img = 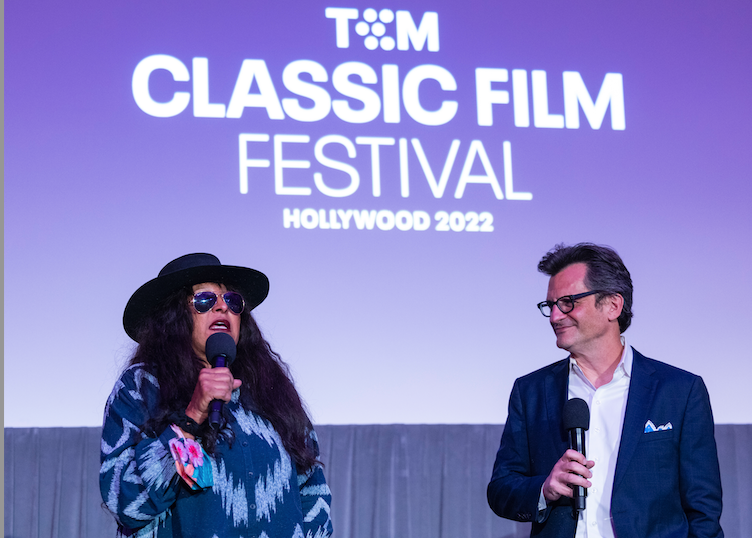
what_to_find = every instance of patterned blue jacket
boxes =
[100,365,333,538]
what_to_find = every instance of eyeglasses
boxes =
[537,290,604,317]
[192,291,245,315]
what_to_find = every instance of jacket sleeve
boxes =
[681,376,724,538]
[297,429,333,538]
[487,379,550,523]
[99,367,182,533]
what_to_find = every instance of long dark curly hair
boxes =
[128,284,318,471]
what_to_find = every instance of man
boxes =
[487,243,723,537]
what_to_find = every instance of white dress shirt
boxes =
[569,337,632,538]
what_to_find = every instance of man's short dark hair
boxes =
[538,243,634,333]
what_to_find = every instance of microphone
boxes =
[205,332,237,429]
[563,397,590,514]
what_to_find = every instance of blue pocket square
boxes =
[644,420,672,433]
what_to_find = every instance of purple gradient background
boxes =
[5,0,751,426]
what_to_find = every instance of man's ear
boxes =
[606,293,624,322]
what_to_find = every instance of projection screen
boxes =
[5,0,751,427]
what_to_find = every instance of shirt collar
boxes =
[620,336,633,378]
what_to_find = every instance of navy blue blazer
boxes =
[487,349,723,537]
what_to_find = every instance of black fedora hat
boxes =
[123,253,269,342]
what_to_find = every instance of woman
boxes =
[100,253,333,538]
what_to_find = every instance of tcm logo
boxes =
[325,7,439,51]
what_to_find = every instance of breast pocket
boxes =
[634,428,679,479]
[641,428,674,443]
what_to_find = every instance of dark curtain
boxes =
[5,425,749,538]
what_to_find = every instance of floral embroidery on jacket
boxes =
[167,425,213,490]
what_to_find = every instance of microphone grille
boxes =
[563,397,590,431]
[205,332,237,365]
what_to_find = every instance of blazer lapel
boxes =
[613,349,657,490]
[545,358,570,455]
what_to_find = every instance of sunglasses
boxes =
[191,291,245,315]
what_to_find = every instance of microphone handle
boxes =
[569,427,587,512]
[208,355,228,429]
